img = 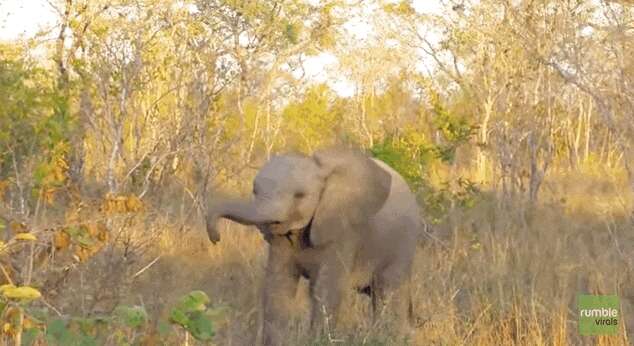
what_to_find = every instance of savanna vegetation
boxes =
[0,0,632,345]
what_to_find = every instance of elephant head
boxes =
[206,148,392,245]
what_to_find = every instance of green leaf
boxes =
[157,320,173,337]
[65,226,95,248]
[21,327,40,346]
[24,309,45,325]
[76,335,98,346]
[113,305,147,329]
[33,162,49,186]
[177,291,210,313]
[168,308,189,326]
[169,291,217,340]
[46,319,74,345]
[73,316,108,336]
[284,22,300,44]
[185,311,215,341]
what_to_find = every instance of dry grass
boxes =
[122,168,633,346]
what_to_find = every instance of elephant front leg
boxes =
[261,238,300,346]
[308,249,351,339]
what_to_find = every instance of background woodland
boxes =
[0,0,632,344]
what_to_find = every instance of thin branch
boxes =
[131,255,161,279]
[0,263,14,285]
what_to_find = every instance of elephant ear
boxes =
[309,148,392,247]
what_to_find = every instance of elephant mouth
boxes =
[299,217,313,248]
[262,220,284,235]
[274,217,313,249]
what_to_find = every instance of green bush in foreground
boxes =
[1,286,223,345]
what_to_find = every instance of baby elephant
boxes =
[206,147,422,345]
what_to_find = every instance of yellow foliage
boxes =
[0,180,9,196]
[14,233,37,241]
[41,187,58,205]
[54,222,109,262]
[53,156,69,181]
[87,223,109,242]
[22,317,38,329]
[9,221,27,233]
[75,247,92,262]
[0,284,14,293]
[0,285,41,301]
[101,194,144,214]
[53,230,71,251]
[125,195,144,212]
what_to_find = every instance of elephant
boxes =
[206,147,422,345]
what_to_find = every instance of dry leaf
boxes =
[53,230,71,251]
[9,221,27,233]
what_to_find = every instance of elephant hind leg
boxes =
[371,263,414,335]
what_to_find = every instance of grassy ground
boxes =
[109,167,633,345]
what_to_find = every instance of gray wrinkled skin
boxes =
[206,148,423,345]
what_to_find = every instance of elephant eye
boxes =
[294,191,306,199]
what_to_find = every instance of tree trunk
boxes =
[477,97,493,183]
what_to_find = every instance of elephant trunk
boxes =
[206,199,277,244]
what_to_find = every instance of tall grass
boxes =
[125,166,632,345]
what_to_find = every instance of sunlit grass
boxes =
[127,166,633,345]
